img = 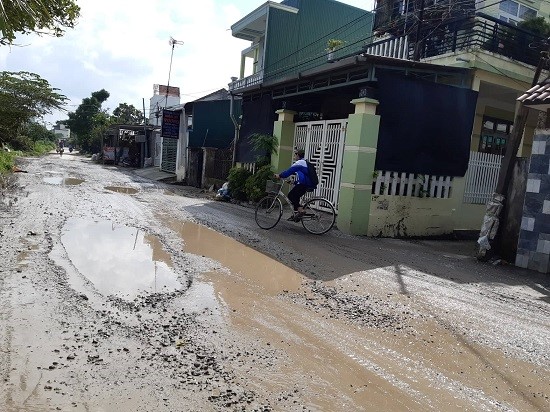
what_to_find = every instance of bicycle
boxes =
[255,179,336,235]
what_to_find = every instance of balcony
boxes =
[228,70,264,92]
[229,13,544,94]
[364,13,545,67]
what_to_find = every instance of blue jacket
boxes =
[279,159,314,187]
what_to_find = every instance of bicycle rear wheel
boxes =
[301,197,336,234]
[255,195,283,230]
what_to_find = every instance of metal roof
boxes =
[517,79,550,111]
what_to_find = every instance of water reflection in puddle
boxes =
[43,176,84,185]
[61,218,181,299]
[105,186,139,194]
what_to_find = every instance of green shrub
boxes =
[227,166,252,201]
[249,133,278,167]
[244,165,274,202]
[10,135,34,152]
[0,151,15,174]
[30,140,56,155]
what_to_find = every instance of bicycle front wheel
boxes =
[255,195,283,230]
[301,198,336,234]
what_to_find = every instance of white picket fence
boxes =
[463,151,503,204]
[372,152,502,202]
[373,171,453,198]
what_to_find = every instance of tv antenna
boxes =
[165,37,184,107]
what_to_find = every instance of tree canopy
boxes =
[65,89,110,153]
[518,17,550,38]
[111,103,144,125]
[0,0,80,45]
[0,71,67,148]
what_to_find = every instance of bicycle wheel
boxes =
[301,197,336,235]
[255,195,283,230]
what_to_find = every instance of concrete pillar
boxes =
[272,109,297,172]
[337,98,380,235]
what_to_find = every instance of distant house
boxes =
[184,88,241,187]
[102,124,155,168]
[155,89,241,186]
[149,84,181,169]
[52,124,70,144]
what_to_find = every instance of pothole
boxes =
[105,186,139,194]
[43,177,84,185]
[59,218,181,299]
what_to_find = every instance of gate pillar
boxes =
[337,98,380,235]
[272,109,297,171]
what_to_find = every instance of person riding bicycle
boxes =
[274,149,315,222]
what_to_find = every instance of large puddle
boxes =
[164,219,303,295]
[61,218,181,299]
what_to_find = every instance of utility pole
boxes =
[478,42,550,259]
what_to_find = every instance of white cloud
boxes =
[0,0,374,125]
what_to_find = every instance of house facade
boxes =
[52,124,70,145]
[184,89,240,187]
[149,84,181,169]
[228,0,547,242]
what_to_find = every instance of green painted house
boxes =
[230,0,374,91]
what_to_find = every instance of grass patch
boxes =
[0,140,55,174]
[0,151,16,175]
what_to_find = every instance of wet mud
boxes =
[0,154,548,411]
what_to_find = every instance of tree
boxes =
[0,0,80,45]
[111,103,143,125]
[518,17,550,38]
[65,89,110,152]
[0,71,67,148]
[21,122,56,143]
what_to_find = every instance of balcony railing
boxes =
[229,13,545,92]
[364,13,545,67]
[228,70,264,92]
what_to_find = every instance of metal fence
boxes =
[463,151,503,204]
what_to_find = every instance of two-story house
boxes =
[229,0,547,240]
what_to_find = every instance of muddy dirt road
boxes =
[1,153,549,412]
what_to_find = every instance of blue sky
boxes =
[0,0,374,126]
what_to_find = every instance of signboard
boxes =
[161,110,180,139]
[103,146,115,161]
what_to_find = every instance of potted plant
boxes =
[326,39,345,61]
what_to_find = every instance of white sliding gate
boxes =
[293,120,347,209]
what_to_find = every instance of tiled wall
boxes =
[516,131,550,273]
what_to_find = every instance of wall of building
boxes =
[515,130,550,273]
[368,195,455,237]
[264,0,373,79]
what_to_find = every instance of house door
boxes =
[293,120,347,210]
[154,132,161,167]
[161,138,177,173]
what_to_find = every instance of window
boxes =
[500,0,519,16]
[479,116,513,155]
[498,0,537,23]
[519,5,537,20]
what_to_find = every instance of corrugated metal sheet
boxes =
[188,100,237,149]
[265,0,373,81]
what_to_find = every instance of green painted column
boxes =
[272,109,297,172]
[337,98,380,235]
